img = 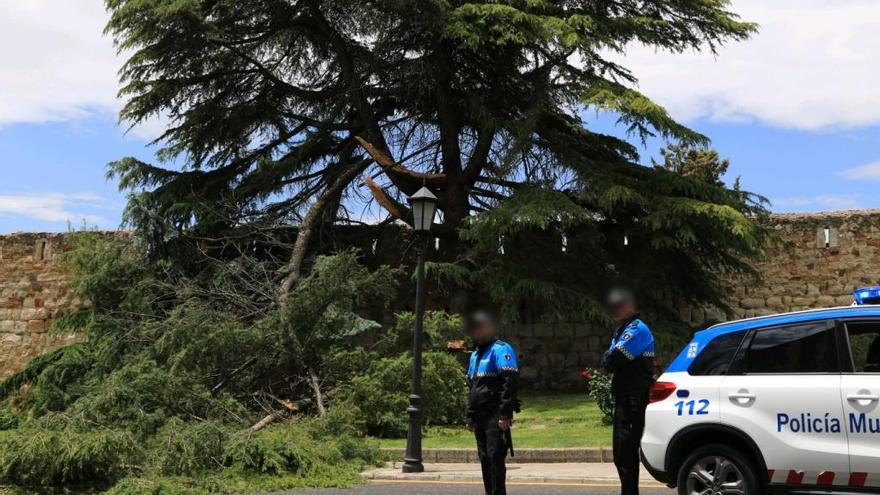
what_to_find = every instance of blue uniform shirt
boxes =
[604,317,656,394]
[608,318,655,360]
[468,340,519,378]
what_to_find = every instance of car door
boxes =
[840,320,880,488]
[720,320,849,486]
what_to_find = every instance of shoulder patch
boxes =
[504,353,512,361]
[621,332,632,341]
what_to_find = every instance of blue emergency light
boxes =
[853,286,880,305]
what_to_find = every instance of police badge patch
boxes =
[622,332,632,341]
[504,353,512,361]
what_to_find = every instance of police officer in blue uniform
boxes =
[602,288,655,495]
[466,310,520,495]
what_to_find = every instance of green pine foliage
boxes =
[323,311,469,438]
[100,0,766,321]
[0,233,400,493]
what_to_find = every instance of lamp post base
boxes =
[402,394,424,473]
[401,459,425,473]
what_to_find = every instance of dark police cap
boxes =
[606,287,636,307]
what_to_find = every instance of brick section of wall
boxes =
[0,233,83,380]
[2,210,880,387]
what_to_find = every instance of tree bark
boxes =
[249,399,300,432]
[277,158,371,306]
[307,367,327,417]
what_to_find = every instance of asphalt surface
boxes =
[282,481,677,495]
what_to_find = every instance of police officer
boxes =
[602,288,655,495]
[465,310,520,495]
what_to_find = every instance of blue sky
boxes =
[2,0,880,233]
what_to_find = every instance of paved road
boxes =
[282,481,676,495]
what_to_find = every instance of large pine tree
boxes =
[106,0,767,318]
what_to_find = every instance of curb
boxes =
[362,465,665,487]
[380,447,612,464]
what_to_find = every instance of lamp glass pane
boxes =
[409,187,438,232]
[412,201,423,231]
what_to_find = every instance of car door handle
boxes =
[847,394,880,402]
[729,392,756,400]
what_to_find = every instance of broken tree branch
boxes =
[307,368,327,417]
[278,157,372,305]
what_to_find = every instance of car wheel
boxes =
[677,444,760,495]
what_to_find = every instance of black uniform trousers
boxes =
[473,411,508,495]
[612,391,649,495]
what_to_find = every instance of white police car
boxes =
[642,287,880,495]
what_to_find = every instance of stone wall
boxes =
[724,210,880,317]
[505,209,880,389]
[3,210,880,387]
[0,234,83,380]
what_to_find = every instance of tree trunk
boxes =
[441,178,474,314]
[278,158,369,306]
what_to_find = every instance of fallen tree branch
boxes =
[211,357,258,395]
[308,368,327,417]
[278,157,371,305]
[249,399,300,432]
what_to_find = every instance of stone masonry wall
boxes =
[2,210,880,387]
[0,234,83,380]
[724,210,880,317]
[504,209,880,389]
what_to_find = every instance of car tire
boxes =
[676,443,761,495]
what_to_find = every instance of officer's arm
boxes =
[604,323,652,371]
[495,344,520,418]
[465,356,476,423]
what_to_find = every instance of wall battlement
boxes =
[2,209,880,385]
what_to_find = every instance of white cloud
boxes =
[0,193,113,228]
[839,161,880,181]
[1,0,879,135]
[0,1,119,124]
[615,0,880,130]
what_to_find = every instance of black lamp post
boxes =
[402,186,438,474]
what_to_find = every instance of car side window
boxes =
[844,322,880,373]
[688,331,746,376]
[745,322,838,373]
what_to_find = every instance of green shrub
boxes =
[337,352,467,437]
[313,401,368,439]
[0,410,21,431]
[222,421,378,476]
[586,368,614,425]
[375,311,465,355]
[0,428,141,489]
[149,418,228,475]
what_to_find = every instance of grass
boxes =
[375,392,612,449]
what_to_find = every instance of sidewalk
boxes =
[380,448,612,464]
[363,462,664,487]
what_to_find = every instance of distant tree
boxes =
[105,0,765,318]
[653,143,730,186]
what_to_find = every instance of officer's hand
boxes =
[466,421,475,432]
[498,417,511,431]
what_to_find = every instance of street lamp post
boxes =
[402,186,438,474]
